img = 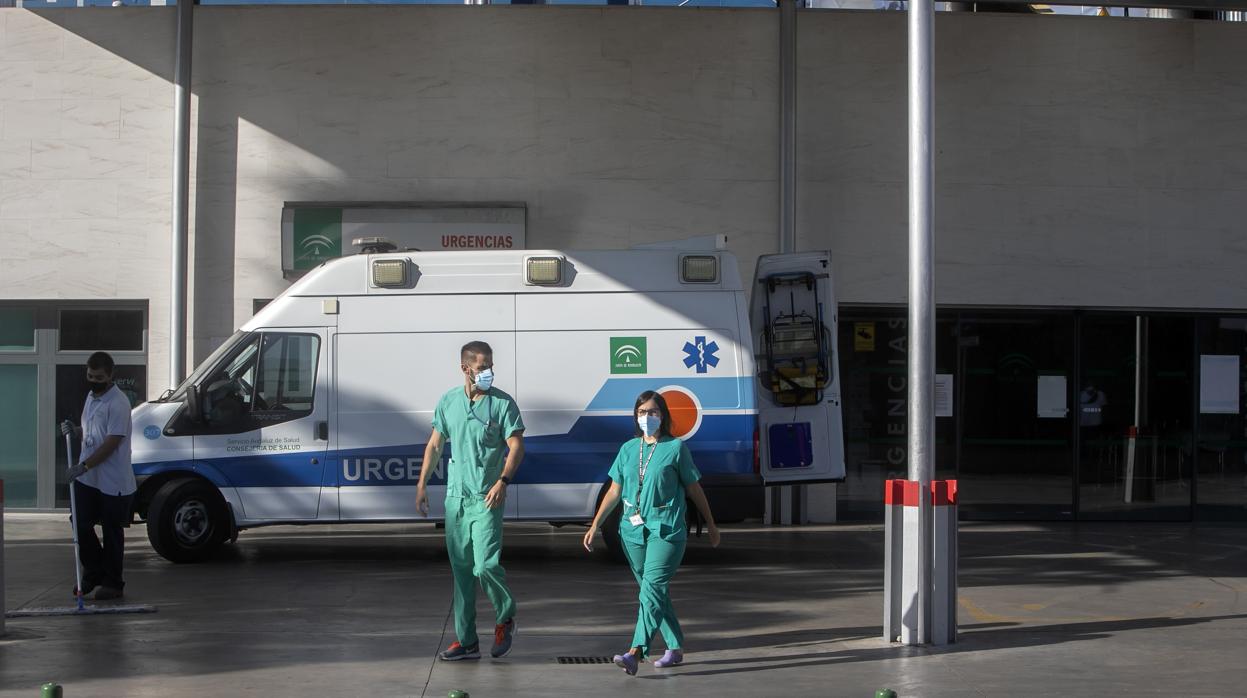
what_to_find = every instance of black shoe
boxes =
[93,586,124,601]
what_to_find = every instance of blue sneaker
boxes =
[491,618,516,658]
[439,641,481,661]
[613,652,639,676]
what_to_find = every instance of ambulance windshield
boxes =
[164,330,251,402]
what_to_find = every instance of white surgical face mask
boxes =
[638,414,661,437]
[474,368,494,391]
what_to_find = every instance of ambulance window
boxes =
[253,334,320,413]
[202,335,261,429]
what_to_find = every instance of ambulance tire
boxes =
[147,478,228,563]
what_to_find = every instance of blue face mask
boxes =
[474,368,494,391]
[638,414,661,437]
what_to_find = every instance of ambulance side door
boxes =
[191,328,331,521]
[749,252,846,484]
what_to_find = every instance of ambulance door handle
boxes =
[315,421,329,441]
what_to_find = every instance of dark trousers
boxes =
[72,481,134,591]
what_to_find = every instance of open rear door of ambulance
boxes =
[750,252,846,484]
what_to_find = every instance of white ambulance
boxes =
[129,241,845,562]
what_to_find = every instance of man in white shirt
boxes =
[60,351,136,601]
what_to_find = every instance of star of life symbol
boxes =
[682,336,720,374]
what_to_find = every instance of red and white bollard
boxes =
[883,478,957,646]
[931,480,958,646]
[882,479,908,643]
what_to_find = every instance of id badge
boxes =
[628,514,645,527]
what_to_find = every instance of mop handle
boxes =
[65,430,86,610]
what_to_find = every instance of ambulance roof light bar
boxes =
[352,236,398,254]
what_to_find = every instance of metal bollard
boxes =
[41,683,63,698]
[875,690,898,698]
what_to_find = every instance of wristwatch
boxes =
[499,475,512,486]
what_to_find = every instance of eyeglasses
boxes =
[637,408,662,417]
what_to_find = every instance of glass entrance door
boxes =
[957,315,1075,519]
[1195,317,1247,521]
[1078,315,1193,520]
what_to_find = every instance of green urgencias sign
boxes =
[292,207,343,271]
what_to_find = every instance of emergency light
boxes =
[525,256,564,286]
[371,259,409,287]
[680,255,718,283]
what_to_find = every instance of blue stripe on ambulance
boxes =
[133,413,756,489]
[134,377,756,490]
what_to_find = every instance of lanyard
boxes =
[468,393,492,427]
[636,440,658,503]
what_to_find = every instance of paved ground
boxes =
[2,514,1245,697]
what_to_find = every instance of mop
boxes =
[2,433,156,618]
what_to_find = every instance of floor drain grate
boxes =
[556,656,614,665]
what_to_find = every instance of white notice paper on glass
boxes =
[935,373,953,417]
[1037,376,1067,418]
[1200,355,1240,414]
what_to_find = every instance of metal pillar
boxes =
[170,0,194,388]
[906,0,935,645]
[770,0,799,526]
[779,0,797,255]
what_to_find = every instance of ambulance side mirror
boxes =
[186,384,203,423]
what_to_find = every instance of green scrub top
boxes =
[432,386,525,499]
[608,436,702,543]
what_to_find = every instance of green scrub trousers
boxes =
[445,495,516,647]
[622,529,687,656]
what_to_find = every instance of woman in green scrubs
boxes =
[583,390,721,675]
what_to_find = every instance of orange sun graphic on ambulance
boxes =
[658,385,702,441]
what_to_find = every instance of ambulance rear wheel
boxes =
[147,478,227,563]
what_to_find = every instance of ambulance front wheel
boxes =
[147,478,228,563]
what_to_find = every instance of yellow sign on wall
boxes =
[854,322,876,352]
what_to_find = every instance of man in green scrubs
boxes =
[417,341,525,661]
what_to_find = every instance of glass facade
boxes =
[1195,318,1247,521]
[0,302,147,509]
[59,309,145,352]
[838,308,1247,522]
[0,308,36,351]
[0,365,39,507]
